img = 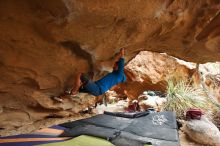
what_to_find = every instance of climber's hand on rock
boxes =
[120,48,125,57]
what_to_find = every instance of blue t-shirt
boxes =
[95,58,126,94]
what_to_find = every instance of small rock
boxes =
[139,96,166,111]
[105,91,118,103]
[185,116,220,146]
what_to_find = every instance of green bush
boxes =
[162,80,208,118]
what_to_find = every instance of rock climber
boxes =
[53,48,126,102]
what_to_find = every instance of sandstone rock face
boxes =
[200,62,220,102]
[0,0,220,135]
[185,117,220,146]
[121,51,196,100]
[126,51,195,83]
[204,74,220,102]
[200,62,220,76]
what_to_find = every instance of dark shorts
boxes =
[79,80,102,96]
[80,73,90,84]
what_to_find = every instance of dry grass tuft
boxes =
[162,80,209,118]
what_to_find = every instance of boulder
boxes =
[119,51,196,100]
[185,116,220,146]
[139,95,166,111]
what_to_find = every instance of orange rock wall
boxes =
[0,0,220,134]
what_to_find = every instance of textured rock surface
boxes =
[119,51,197,100]
[204,74,220,102]
[0,92,96,136]
[179,130,203,146]
[199,62,220,103]
[185,117,220,146]
[0,0,220,135]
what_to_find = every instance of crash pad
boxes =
[0,126,68,146]
[61,111,179,146]
[37,135,114,146]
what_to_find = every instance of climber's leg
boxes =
[79,80,101,96]
[51,73,83,102]
[70,73,83,95]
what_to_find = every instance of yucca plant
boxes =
[162,79,209,118]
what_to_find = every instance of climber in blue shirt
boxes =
[53,48,126,102]
[78,48,126,96]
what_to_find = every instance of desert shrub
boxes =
[162,80,209,118]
